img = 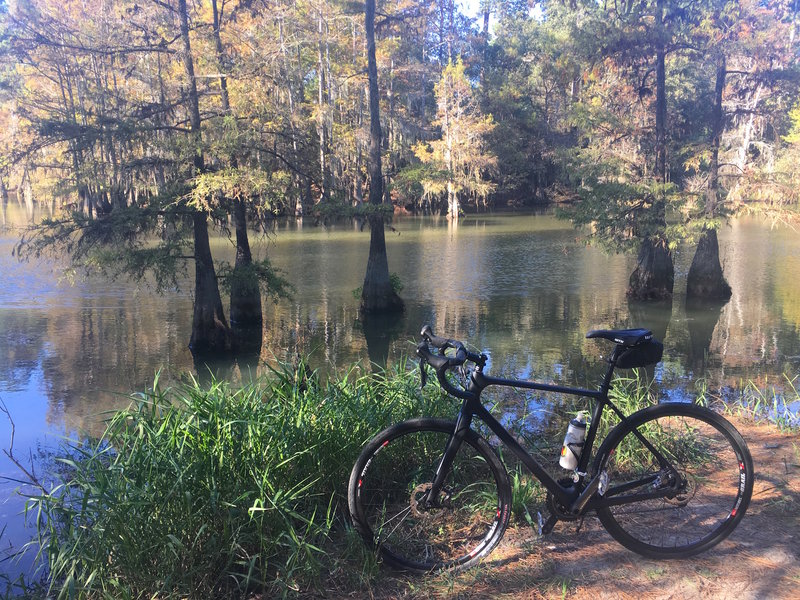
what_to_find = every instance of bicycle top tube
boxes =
[472,370,604,400]
[415,324,645,401]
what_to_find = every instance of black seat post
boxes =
[598,345,623,396]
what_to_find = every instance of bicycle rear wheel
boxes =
[593,403,753,559]
[348,418,511,572]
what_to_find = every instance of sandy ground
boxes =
[334,416,799,600]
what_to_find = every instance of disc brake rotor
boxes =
[663,472,697,507]
[410,482,452,517]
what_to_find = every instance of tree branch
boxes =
[0,398,49,494]
[11,29,179,57]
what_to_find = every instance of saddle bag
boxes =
[615,338,663,369]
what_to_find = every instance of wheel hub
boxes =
[410,483,452,517]
[663,472,697,507]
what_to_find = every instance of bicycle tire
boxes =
[593,403,753,559]
[348,418,512,572]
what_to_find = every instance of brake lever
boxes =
[419,359,428,388]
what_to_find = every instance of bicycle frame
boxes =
[426,345,675,513]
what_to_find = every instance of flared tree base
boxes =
[686,228,731,301]
[628,237,675,301]
[360,292,405,316]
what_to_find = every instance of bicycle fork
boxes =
[423,410,473,508]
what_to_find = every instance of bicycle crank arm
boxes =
[536,511,559,536]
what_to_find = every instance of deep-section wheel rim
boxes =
[594,404,753,558]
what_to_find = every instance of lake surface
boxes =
[2,202,799,579]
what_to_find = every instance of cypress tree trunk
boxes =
[212,0,262,351]
[278,18,307,216]
[442,76,458,220]
[360,0,403,315]
[0,177,7,226]
[22,169,34,218]
[628,0,674,300]
[229,197,263,354]
[687,56,731,301]
[446,180,459,220]
[190,212,233,355]
[687,228,731,300]
[179,0,232,356]
[628,237,674,300]
[316,10,330,202]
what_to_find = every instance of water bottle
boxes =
[559,412,587,470]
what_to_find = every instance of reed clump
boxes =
[27,360,446,599]
[726,376,800,430]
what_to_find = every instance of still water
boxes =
[1,202,799,578]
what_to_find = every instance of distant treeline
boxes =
[1,1,797,217]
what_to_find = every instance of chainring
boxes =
[545,477,583,521]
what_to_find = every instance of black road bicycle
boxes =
[347,325,754,572]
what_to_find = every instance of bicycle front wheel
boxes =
[593,403,753,559]
[348,418,511,572]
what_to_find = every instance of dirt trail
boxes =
[342,417,800,599]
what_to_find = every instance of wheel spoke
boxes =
[376,505,413,542]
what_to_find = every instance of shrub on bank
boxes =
[27,361,446,599]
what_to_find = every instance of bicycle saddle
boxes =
[586,328,653,347]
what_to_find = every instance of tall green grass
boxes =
[603,374,719,469]
[721,375,800,430]
[25,360,447,599]
[596,372,659,444]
